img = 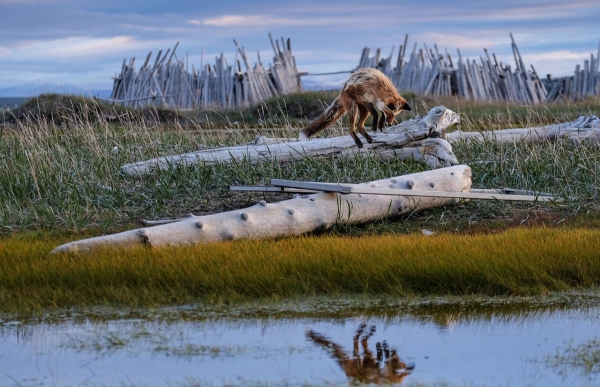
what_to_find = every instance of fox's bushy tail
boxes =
[299,97,345,140]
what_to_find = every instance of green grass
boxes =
[1,91,600,313]
[0,92,599,234]
[416,95,600,132]
[1,227,600,313]
[177,90,340,127]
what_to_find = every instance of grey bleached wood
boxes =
[51,165,472,254]
[231,185,557,201]
[110,36,301,109]
[447,115,600,145]
[120,106,460,177]
[373,138,457,168]
[270,179,558,202]
[358,33,547,104]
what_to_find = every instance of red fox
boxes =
[306,324,415,384]
[299,68,411,148]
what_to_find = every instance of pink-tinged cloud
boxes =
[8,36,161,59]
[197,14,346,28]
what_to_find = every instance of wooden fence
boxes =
[108,34,302,109]
[544,41,600,102]
[357,33,547,104]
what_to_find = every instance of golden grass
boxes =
[1,227,599,313]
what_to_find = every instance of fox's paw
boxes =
[354,137,362,148]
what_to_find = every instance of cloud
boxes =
[8,36,155,59]
[415,33,501,50]
[119,23,194,34]
[523,50,591,62]
[199,14,347,28]
[477,1,600,21]
[1,0,600,90]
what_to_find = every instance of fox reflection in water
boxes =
[306,323,415,384]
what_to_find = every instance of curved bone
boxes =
[120,106,460,177]
[52,165,471,254]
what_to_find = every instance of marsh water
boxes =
[2,294,600,387]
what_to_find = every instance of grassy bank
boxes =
[1,227,600,312]
[1,92,600,313]
[0,92,599,235]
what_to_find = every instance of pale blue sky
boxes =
[1,0,600,93]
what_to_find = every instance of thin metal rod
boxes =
[229,185,319,194]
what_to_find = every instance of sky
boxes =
[1,0,600,95]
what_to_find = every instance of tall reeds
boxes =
[1,228,599,312]
[0,94,598,234]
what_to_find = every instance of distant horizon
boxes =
[0,77,344,98]
[2,1,600,92]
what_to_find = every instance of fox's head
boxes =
[384,97,411,125]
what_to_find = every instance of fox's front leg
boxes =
[368,104,380,132]
[377,113,387,131]
[380,105,396,128]
[369,103,389,132]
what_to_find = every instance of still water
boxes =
[1,294,600,386]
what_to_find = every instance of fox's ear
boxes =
[402,102,412,111]
[386,102,396,111]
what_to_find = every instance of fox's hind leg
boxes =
[357,104,373,144]
[347,102,363,148]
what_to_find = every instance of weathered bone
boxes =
[374,138,458,168]
[52,165,472,254]
[447,115,600,145]
[120,106,460,177]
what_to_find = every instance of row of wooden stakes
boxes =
[358,34,547,104]
[359,34,600,104]
[108,34,302,109]
[543,41,600,102]
[109,34,600,110]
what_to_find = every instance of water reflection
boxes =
[307,323,414,384]
[1,294,600,386]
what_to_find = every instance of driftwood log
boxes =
[447,115,600,145]
[120,106,460,177]
[52,165,472,253]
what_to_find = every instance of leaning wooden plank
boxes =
[349,187,558,202]
[271,179,559,202]
[231,185,556,198]
[120,106,460,177]
[51,166,472,253]
[272,179,351,193]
